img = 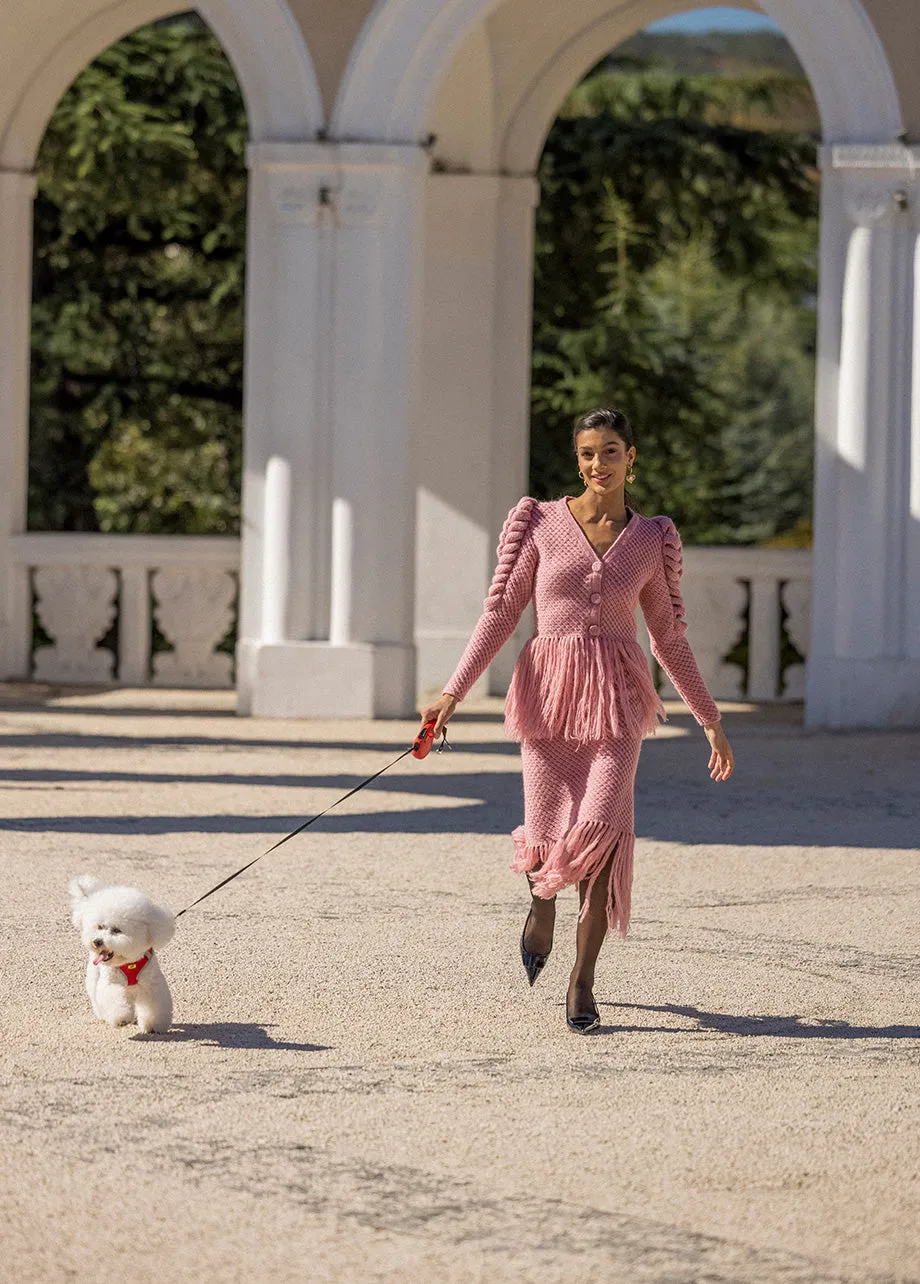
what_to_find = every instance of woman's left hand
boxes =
[703,723,734,781]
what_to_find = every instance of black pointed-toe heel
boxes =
[565,990,601,1034]
[566,1010,601,1035]
[520,906,551,987]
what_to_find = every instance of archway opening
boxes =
[529,6,820,550]
[29,11,246,538]
[25,11,247,688]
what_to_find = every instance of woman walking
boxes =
[419,408,734,1033]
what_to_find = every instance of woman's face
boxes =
[575,428,635,497]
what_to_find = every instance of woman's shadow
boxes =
[134,1022,331,1050]
[594,1002,920,1040]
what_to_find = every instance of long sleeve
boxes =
[443,497,538,700]
[639,517,720,726]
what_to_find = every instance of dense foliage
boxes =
[30,19,819,544]
[532,69,819,543]
[30,14,245,533]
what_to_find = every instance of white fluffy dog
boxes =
[69,875,176,1033]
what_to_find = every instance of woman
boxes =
[419,408,734,1034]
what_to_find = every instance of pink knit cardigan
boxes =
[444,497,720,739]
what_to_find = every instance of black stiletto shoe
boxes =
[520,906,552,987]
[566,991,600,1034]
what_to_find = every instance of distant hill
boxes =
[609,31,805,77]
[600,31,818,135]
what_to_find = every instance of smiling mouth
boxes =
[93,950,114,965]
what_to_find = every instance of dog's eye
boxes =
[110,927,121,934]
[96,924,105,931]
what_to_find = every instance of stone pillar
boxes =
[236,144,335,713]
[415,173,539,699]
[908,186,920,676]
[0,169,36,680]
[807,144,920,727]
[237,143,427,718]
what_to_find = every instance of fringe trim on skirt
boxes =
[511,821,635,939]
[504,634,665,744]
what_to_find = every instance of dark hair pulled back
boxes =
[572,406,634,451]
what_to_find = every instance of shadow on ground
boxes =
[596,1002,920,1040]
[0,706,916,849]
[136,1022,331,1051]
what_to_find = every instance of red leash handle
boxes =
[411,718,438,759]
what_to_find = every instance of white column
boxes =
[807,144,920,727]
[0,169,36,680]
[415,173,539,699]
[236,143,336,714]
[239,143,427,718]
[908,197,920,669]
[325,144,427,716]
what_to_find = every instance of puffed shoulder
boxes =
[650,515,687,632]
[484,497,537,612]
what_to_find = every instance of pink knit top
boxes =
[444,497,720,741]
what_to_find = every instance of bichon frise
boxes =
[69,875,175,1033]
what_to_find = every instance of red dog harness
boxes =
[119,950,153,986]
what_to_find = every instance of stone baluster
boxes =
[33,566,117,682]
[152,567,236,687]
[781,578,812,700]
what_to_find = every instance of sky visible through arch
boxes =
[646,6,781,33]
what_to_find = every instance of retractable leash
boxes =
[174,719,449,920]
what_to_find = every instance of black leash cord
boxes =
[174,729,448,919]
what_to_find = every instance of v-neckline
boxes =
[563,497,634,561]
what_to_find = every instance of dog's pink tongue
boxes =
[93,952,107,966]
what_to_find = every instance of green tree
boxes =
[30,13,245,534]
[532,68,819,544]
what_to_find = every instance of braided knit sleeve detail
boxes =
[484,496,536,612]
[443,498,538,700]
[639,515,720,726]
[658,517,688,637]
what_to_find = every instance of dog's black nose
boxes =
[92,937,103,947]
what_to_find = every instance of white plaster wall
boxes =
[416,174,500,697]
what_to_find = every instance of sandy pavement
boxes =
[0,685,918,1283]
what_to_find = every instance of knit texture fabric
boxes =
[443,496,721,936]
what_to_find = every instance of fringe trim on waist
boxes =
[511,821,635,939]
[504,634,664,744]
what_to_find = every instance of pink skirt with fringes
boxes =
[511,730,644,938]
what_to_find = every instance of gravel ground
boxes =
[1,686,918,1284]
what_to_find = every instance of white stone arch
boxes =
[0,0,324,687]
[334,0,902,147]
[0,0,323,169]
[336,0,920,729]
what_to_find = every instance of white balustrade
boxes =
[8,532,812,700]
[10,533,239,688]
[642,546,812,703]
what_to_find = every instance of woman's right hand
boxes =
[419,693,458,738]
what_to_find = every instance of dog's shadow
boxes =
[134,1022,331,1051]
